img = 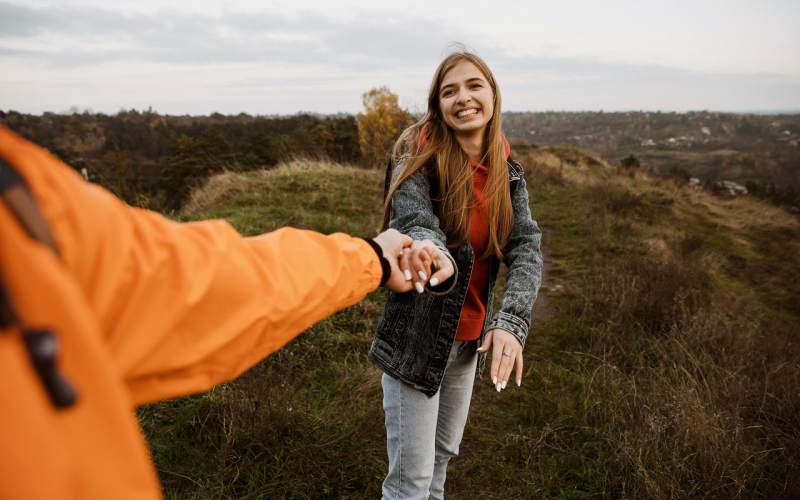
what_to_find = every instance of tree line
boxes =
[0,109,358,211]
[3,102,797,214]
[1,89,409,212]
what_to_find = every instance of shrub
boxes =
[669,166,691,183]
[620,154,641,169]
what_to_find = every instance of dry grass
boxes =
[514,150,566,186]
[181,158,370,218]
[180,170,253,217]
[578,290,799,498]
[510,150,800,498]
[567,155,800,498]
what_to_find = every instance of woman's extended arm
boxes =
[478,171,542,389]
[488,173,543,347]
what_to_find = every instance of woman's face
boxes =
[438,60,494,141]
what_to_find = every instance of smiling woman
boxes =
[369,45,543,500]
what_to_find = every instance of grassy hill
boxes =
[139,150,800,499]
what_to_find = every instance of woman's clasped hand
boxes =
[373,230,455,294]
[399,239,455,293]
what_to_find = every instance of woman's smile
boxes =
[455,108,480,119]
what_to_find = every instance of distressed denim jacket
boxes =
[368,156,543,397]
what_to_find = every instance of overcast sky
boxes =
[2,0,799,115]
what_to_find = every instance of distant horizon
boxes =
[4,107,800,117]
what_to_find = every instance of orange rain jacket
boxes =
[0,126,383,499]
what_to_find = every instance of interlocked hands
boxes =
[372,230,455,294]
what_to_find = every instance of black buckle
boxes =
[22,329,78,409]
[2,155,77,409]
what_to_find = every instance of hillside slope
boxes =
[140,152,800,499]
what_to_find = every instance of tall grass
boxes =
[548,158,800,498]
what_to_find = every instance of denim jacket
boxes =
[368,156,543,397]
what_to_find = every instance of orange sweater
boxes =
[0,126,382,499]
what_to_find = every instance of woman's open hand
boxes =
[476,328,523,392]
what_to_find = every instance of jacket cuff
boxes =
[487,311,528,347]
[361,238,391,286]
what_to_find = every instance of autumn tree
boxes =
[357,86,412,167]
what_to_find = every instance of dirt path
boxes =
[531,229,558,324]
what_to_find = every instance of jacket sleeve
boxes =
[0,127,383,406]
[389,160,449,251]
[388,160,458,292]
[487,173,543,347]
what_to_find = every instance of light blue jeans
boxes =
[381,340,478,500]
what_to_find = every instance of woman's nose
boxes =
[456,88,471,103]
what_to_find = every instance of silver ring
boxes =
[502,352,511,357]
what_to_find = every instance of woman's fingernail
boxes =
[496,384,502,392]
[414,282,424,294]
[492,376,497,385]
[418,271,427,281]
[404,270,412,281]
[430,277,439,287]
[501,380,507,390]
[517,380,521,387]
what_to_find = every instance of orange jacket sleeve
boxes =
[0,126,383,406]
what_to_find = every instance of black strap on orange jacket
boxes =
[0,155,77,409]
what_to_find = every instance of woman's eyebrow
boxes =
[440,77,485,92]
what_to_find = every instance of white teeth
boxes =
[457,109,478,118]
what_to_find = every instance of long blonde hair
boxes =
[381,48,513,260]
